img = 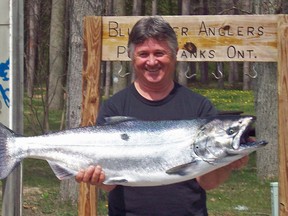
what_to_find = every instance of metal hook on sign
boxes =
[118,63,130,78]
[245,64,258,79]
[212,63,223,80]
[185,65,196,79]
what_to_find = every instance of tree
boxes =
[24,0,53,135]
[152,0,157,15]
[25,0,40,98]
[112,0,128,95]
[254,0,279,179]
[48,0,66,111]
[199,0,210,86]
[177,0,190,87]
[241,0,253,91]
[254,63,278,179]
[133,0,142,15]
[62,0,103,204]
[104,0,113,99]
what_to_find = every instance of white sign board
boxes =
[0,0,10,127]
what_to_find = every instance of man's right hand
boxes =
[75,165,116,191]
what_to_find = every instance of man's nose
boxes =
[147,55,158,65]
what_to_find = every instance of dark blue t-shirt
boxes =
[97,82,217,216]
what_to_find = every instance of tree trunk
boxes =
[228,62,238,88]
[200,61,209,85]
[177,0,190,86]
[253,0,278,179]
[199,0,209,86]
[112,0,128,94]
[216,62,224,89]
[62,0,102,204]
[133,0,142,15]
[254,63,278,178]
[242,62,251,90]
[104,0,113,99]
[48,0,66,110]
[152,0,157,15]
[241,1,253,90]
[25,0,40,98]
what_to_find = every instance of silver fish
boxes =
[0,115,267,186]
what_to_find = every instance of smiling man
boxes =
[76,16,248,216]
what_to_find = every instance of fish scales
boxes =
[0,115,268,186]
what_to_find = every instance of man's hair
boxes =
[128,16,178,58]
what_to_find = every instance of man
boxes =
[76,16,248,216]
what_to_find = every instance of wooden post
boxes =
[1,0,24,215]
[79,16,102,216]
[277,14,288,216]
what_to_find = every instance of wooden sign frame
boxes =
[81,15,288,216]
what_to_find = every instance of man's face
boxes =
[131,38,177,86]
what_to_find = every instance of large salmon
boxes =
[0,115,267,186]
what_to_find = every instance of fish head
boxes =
[193,115,267,162]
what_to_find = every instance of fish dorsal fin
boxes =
[166,161,198,176]
[47,160,77,180]
[104,116,137,125]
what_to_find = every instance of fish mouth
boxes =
[231,115,256,150]
[239,125,255,145]
[227,139,268,155]
[230,121,268,155]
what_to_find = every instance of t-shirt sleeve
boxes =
[96,100,117,125]
[96,88,129,125]
[197,97,218,117]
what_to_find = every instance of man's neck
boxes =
[134,80,174,101]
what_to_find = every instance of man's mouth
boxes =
[145,67,161,73]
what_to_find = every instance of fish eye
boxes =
[227,127,238,135]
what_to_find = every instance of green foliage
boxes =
[125,0,179,15]
[23,90,63,136]
[193,88,255,115]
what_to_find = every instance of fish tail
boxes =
[0,123,20,179]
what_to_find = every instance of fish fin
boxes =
[166,161,198,176]
[202,158,217,165]
[104,177,128,185]
[47,161,77,180]
[0,123,22,179]
[225,149,240,156]
[103,116,137,125]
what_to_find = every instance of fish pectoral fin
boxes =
[225,149,241,156]
[104,177,128,185]
[166,161,198,176]
[47,160,77,180]
[104,116,137,125]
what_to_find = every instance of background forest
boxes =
[18,0,287,215]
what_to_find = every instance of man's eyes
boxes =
[155,52,165,57]
[138,52,165,58]
[138,53,149,57]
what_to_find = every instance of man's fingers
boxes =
[90,165,104,185]
[75,169,85,183]
[75,165,105,186]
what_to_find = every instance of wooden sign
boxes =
[102,15,278,62]
[83,15,288,216]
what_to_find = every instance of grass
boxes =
[193,88,255,115]
[207,153,273,216]
[0,86,276,215]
